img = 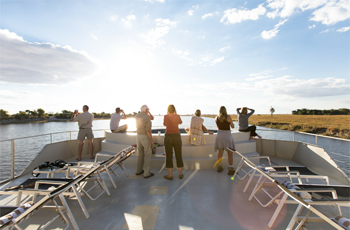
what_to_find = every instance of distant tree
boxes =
[133,112,137,116]
[270,106,275,116]
[37,108,45,118]
[0,109,10,120]
[15,111,27,120]
[30,110,38,117]
[25,110,31,116]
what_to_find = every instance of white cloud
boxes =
[308,24,316,29]
[194,76,350,98]
[110,15,118,21]
[320,28,332,33]
[90,33,98,40]
[266,0,328,18]
[310,0,350,25]
[0,29,98,85]
[337,26,350,32]
[220,4,266,24]
[187,10,194,16]
[266,0,349,25]
[254,76,350,97]
[202,13,213,19]
[261,19,288,39]
[141,18,177,47]
[144,14,150,19]
[121,15,136,29]
[144,0,164,3]
[172,49,192,61]
[187,5,199,16]
[220,46,231,52]
[211,57,225,65]
[198,35,205,39]
[246,75,274,81]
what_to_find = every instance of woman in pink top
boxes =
[163,104,183,180]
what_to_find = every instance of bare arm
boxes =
[202,125,214,134]
[227,116,235,129]
[215,117,219,129]
[148,111,154,120]
[71,110,78,121]
[121,110,127,119]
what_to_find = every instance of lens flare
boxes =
[213,157,223,168]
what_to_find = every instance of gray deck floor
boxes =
[0,165,348,230]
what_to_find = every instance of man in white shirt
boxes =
[110,107,128,133]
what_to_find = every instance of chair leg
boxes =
[286,204,303,230]
[119,163,128,176]
[248,176,266,201]
[58,194,79,230]
[295,210,312,230]
[106,168,117,189]
[72,185,90,219]
[97,171,111,196]
[159,162,166,173]
[243,169,257,193]
[268,193,288,228]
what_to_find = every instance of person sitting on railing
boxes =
[71,105,94,161]
[110,107,128,133]
[237,107,261,140]
[185,109,213,145]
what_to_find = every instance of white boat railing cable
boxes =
[0,129,109,181]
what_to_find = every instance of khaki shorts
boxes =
[112,124,128,133]
[78,128,94,141]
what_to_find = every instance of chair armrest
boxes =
[292,188,336,193]
[95,153,114,162]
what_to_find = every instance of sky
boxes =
[0,0,349,115]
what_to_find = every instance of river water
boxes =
[0,116,349,181]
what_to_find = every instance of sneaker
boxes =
[217,165,223,173]
[228,167,235,175]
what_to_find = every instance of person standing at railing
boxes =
[237,107,261,140]
[163,104,184,180]
[71,105,94,161]
[110,107,128,133]
[214,106,236,175]
[135,105,155,179]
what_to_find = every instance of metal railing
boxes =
[1,128,349,181]
[0,129,109,180]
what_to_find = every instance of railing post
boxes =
[316,135,318,146]
[70,131,72,140]
[293,132,295,142]
[11,139,15,180]
[51,134,53,143]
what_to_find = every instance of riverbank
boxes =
[0,117,112,125]
[203,114,350,139]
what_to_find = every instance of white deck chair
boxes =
[274,181,349,230]
[232,150,329,193]
[94,145,136,177]
[0,175,82,230]
[227,149,349,229]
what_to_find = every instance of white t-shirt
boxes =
[110,113,123,130]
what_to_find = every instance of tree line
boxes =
[292,108,350,115]
[0,109,139,121]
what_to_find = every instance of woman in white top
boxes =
[186,109,213,145]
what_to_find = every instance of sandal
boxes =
[179,174,184,179]
[144,172,154,179]
[164,175,173,180]
[90,155,94,159]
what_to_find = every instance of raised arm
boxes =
[236,108,241,115]
[121,110,127,119]
[247,108,255,117]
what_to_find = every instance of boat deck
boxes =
[1,162,348,230]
